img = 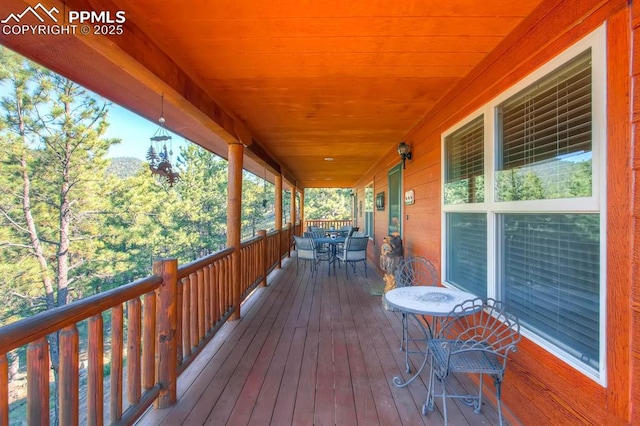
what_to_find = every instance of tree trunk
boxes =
[20,144,59,425]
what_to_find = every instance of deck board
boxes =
[138,253,506,425]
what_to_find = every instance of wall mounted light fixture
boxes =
[397,141,412,169]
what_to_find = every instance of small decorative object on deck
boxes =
[147,93,180,186]
[380,235,404,297]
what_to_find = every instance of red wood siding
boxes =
[358,0,635,423]
[630,0,640,422]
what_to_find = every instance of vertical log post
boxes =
[275,174,283,269]
[197,269,205,341]
[176,278,184,365]
[110,305,124,422]
[1,354,9,426]
[204,265,212,331]
[300,188,305,233]
[87,314,104,426]
[142,292,156,391]
[127,298,141,405]
[290,187,296,236]
[228,142,244,320]
[59,325,79,426]
[286,222,292,258]
[153,258,178,408]
[27,337,49,425]
[258,229,267,287]
[189,273,198,351]
[181,277,191,360]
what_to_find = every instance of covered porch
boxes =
[138,254,503,426]
[0,0,639,424]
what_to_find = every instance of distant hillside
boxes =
[107,157,144,179]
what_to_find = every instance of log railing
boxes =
[240,236,264,300]
[305,219,354,231]
[0,227,294,425]
[266,231,281,273]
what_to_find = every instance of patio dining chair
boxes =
[309,230,330,256]
[424,297,521,426]
[336,236,369,279]
[293,235,321,276]
[393,256,439,371]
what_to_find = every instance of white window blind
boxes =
[496,50,592,201]
[501,214,600,369]
[446,213,487,298]
[444,115,484,204]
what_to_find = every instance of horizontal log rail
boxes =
[0,228,294,426]
[305,219,354,231]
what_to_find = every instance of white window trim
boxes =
[441,24,607,384]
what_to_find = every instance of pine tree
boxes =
[0,47,119,420]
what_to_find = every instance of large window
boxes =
[441,27,605,382]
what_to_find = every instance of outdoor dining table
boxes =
[383,285,477,387]
[313,235,346,276]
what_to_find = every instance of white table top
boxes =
[384,286,477,316]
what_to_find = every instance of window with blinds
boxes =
[496,49,592,201]
[501,213,600,369]
[446,213,487,298]
[444,115,484,204]
[442,28,605,380]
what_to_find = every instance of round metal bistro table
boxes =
[384,286,477,387]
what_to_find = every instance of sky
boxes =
[104,103,189,160]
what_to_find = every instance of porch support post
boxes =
[290,187,296,235]
[275,174,283,269]
[227,142,244,320]
[153,258,177,408]
[300,188,305,233]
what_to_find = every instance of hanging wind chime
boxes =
[147,94,180,186]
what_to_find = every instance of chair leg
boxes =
[442,376,449,426]
[475,373,483,413]
[423,352,436,415]
[495,377,504,426]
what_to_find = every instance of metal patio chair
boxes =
[393,256,439,372]
[293,235,321,276]
[424,297,521,426]
[336,236,369,279]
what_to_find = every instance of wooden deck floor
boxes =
[139,254,506,425]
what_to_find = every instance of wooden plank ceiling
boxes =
[0,0,544,188]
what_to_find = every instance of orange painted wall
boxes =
[356,0,636,423]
